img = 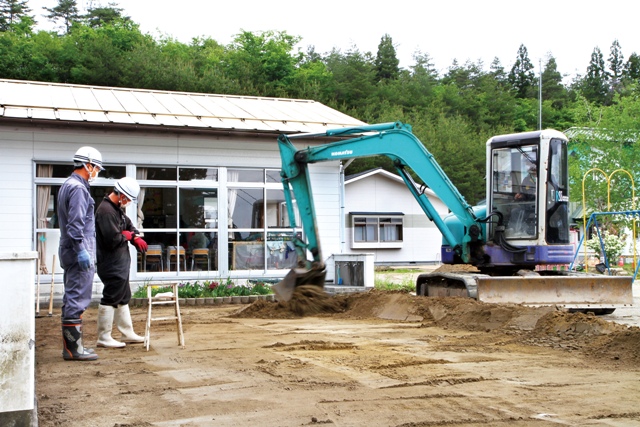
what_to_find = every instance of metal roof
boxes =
[345,167,439,199]
[0,79,366,133]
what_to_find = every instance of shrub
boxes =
[585,230,626,265]
[132,278,274,299]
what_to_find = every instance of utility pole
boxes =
[538,58,542,130]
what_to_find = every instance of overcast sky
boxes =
[28,0,640,80]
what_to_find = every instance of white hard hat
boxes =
[114,177,140,201]
[73,146,104,170]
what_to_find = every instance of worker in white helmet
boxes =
[95,177,148,348]
[57,146,104,361]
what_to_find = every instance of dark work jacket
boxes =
[57,173,96,266]
[95,196,139,306]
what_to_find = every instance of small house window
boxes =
[351,213,403,248]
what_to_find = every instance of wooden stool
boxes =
[144,283,185,351]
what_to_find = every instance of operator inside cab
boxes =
[509,163,537,236]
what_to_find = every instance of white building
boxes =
[342,168,448,265]
[0,79,367,295]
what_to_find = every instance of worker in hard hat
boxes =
[95,176,148,348]
[509,164,538,236]
[57,146,104,361]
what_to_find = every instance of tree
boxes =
[374,34,399,81]
[438,59,515,132]
[489,57,507,84]
[0,0,31,31]
[225,30,302,97]
[508,44,536,98]
[84,2,129,28]
[43,0,80,34]
[541,55,568,109]
[608,39,624,92]
[580,47,610,105]
[623,52,640,82]
[324,46,376,109]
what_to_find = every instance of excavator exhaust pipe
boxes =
[272,267,327,302]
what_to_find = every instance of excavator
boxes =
[273,121,634,313]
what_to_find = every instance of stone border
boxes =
[130,294,275,307]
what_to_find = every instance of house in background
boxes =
[342,168,448,265]
[0,78,366,296]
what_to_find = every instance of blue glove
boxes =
[77,249,92,270]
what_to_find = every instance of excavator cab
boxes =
[488,131,570,245]
[482,130,573,268]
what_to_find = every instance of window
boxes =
[351,214,403,248]
[34,163,126,275]
[490,143,538,239]
[227,171,302,270]
[35,164,301,276]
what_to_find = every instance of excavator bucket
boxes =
[475,275,634,309]
[272,267,327,302]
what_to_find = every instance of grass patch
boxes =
[374,277,416,292]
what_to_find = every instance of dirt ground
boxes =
[34,283,640,427]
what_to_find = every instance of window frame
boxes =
[350,213,404,249]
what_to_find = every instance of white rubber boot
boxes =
[116,304,144,343]
[97,305,126,348]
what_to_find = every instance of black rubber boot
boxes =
[61,318,99,361]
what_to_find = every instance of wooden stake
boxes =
[35,258,42,317]
[48,255,56,316]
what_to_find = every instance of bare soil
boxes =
[35,290,640,427]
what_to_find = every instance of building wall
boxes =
[343,174,448,264]
[0,128,33,252]
[0,123,342,285]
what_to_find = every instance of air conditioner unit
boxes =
[333,253,374,288]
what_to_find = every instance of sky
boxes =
[27,0,640,81]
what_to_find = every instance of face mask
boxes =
[120,196,131,209]
[84,164,100,184]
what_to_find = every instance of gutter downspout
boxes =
[340,160,354,253]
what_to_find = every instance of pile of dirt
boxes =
[234,289,550,331]
[232,289,640,366]
[523,310,640,363]
[233,285,349,318]
[432,264,480,273]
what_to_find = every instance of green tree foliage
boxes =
[415,114,487,204]
[2,14,640,208]
[623,52,640,83]
[567,91,640,233]
[43,0,80,34]
[608,39,624,85]
[508,44,536,98]
[61,19,146,85]
[324,46,376,109]
[579,47,610,105]
[437,59,515,132]
[0,0,31,31]
[374,34,399,81]
[225,30,302,97]
[541,55,568,108]
[84,2,129,28]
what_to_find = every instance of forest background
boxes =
[1,0,640,221]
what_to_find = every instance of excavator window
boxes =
[545,139,569,244]
[490,144,538,239]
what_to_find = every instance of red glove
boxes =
[122,230,134,241]
[133,236,148,253]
